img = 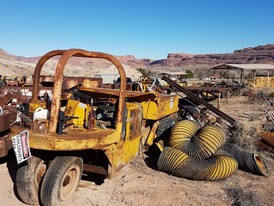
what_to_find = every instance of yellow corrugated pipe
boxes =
[157,147,238,180]
[169,120,227,159]
[157,120,238,180]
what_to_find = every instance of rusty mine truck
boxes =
[1,49,180,205]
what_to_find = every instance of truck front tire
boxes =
[40,156,83,206]
[16,156,46,205]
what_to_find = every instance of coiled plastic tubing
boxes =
[157,147,238,180]
[223,143,269,176]
[168,120,227,159]
[157,120,238,180]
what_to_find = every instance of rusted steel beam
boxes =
[162,75,236,124]
[48,49,126,134]
[0,92,13,107]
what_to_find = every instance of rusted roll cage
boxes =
[31,49,127,134]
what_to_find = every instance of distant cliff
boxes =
[148,44,274,67]
[1,44,274,70]
[97,44,274,68]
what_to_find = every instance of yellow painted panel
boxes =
[121,135,141,163]
[28,128,118,151]
[64,99,91,127]
[141,94,179,120]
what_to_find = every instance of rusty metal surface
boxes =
[27,128,118,151]
[38,75,55,86]
[0,86,53,92]
[37,75,103,89]
[46,49,126,133]
[63,76,103,89]
[79,86,158,98]
[0,91,13,107]
[0,111,17,132]
[259,131,274,146]
[0,86,53,106]
[83,164,108,175]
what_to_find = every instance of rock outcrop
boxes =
[149,44,274,67]
[1,44,274,70]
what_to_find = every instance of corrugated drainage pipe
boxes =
[223,143,269,176]
[169,120,227,159]
[157,147,238,180]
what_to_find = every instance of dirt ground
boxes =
[0,95,273,206]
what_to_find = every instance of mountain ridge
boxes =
[1,44,273,71]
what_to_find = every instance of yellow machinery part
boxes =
[141,94,179,120]
[29,101,47,113]
[64,99,91,128]
[120,102,143,164]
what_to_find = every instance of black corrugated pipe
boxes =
[169,120,227,160]
[223,143,269,176]
[157,147,238,180]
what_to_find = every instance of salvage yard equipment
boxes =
[1,49,269,206]
[9,49,180,205]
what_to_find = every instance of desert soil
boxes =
[0,95,273,206]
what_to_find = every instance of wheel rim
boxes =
[60,164,81,200]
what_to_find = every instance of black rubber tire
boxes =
[40,156,83,206]
[16,156,46,205]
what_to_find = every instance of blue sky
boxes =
[0,0,274,59]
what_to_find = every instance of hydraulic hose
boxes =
[157,147,238,180]
[169,120,227,159]
[223,143,269,176]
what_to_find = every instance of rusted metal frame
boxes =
[32,50,67,102]
[162,75,236,124]
[0,91,13,107]
[48,49,126,134]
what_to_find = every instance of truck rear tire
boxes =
[16,156,46,205]
[40,156,83,206]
